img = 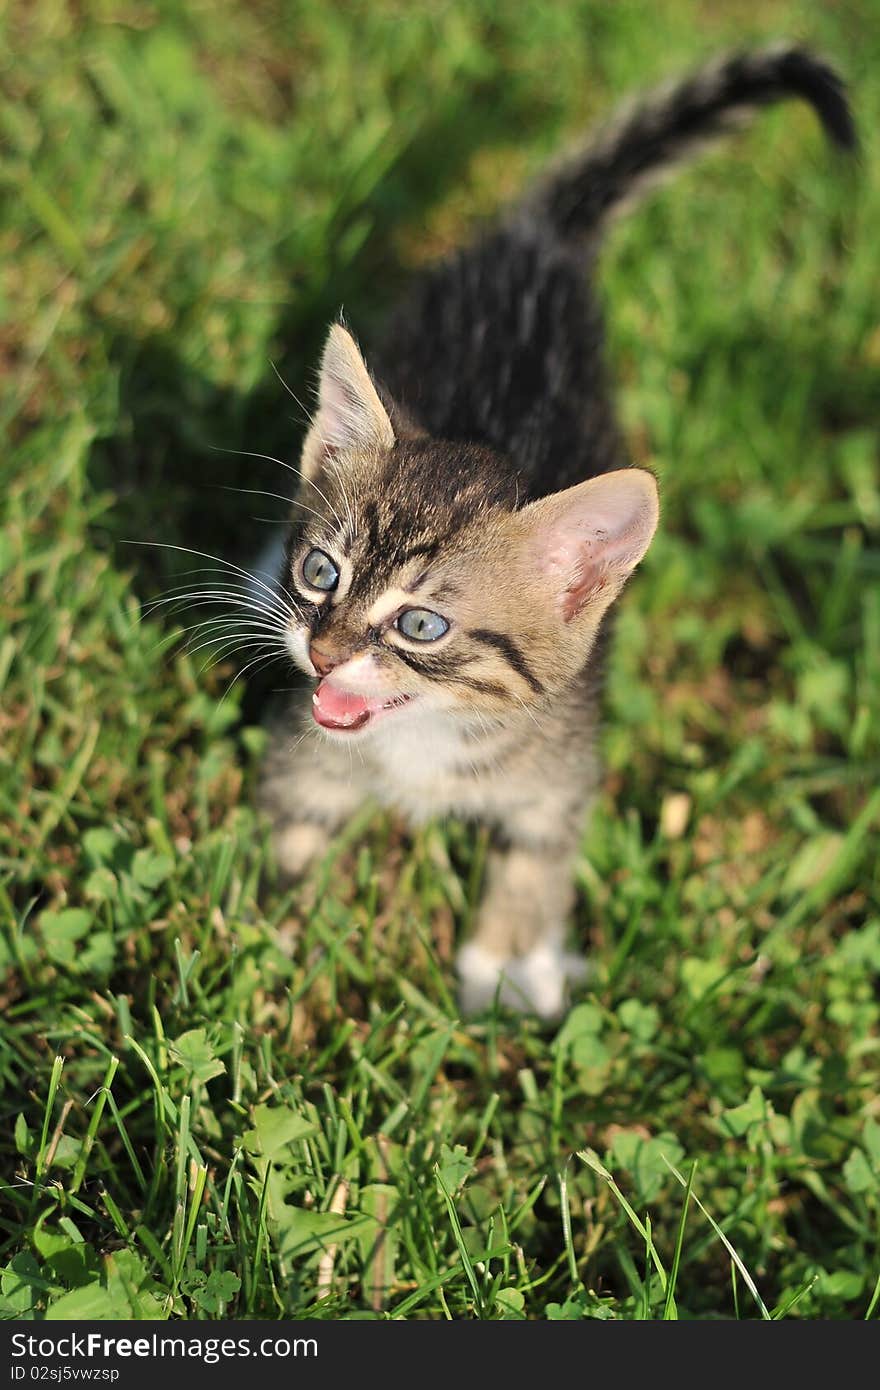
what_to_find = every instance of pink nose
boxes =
[309,641,337,677]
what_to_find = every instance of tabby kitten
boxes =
[258,45,854,1017]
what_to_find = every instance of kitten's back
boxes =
[376,44,854,498]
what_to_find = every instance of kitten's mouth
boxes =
[311,679,415,733]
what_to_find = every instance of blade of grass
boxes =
[663,1160,696,1319]
[557,1168,579,1286]
[662,1156,770,1320]
[70,1055,119,1195]
[578,1149,668,1293]
[771,1275,818,1319]
[34,1056,64,1185]
[435,1165,483,1316]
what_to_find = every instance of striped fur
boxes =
[529,44,856,244]
[258,45,855,1017]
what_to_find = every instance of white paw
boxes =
[273,822,325,878]
[503,944,589,1018]
[456,941,590,1019]
[456,943,504,1015]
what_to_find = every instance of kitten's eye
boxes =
[396,608,449,642]
[302,548,339,592]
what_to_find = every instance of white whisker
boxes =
[215,483,337,532]
[206,444,345,533]
[218,648,291,709]
[145,619,286,666]
[147,621,284,660]
[508,690,546,735]
[183,626,288,658]
[142,569,296,607]
[186,629,288,662]
[125,539,290,609]
[269,359,316,426]
[196,642,286,681]
[144,587,297,626]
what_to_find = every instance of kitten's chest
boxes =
[366,713,508,821]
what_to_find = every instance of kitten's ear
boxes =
[301,324,395,480]
[522,469,658,622]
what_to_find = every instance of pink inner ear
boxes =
[542,534,607,622]
[536,470,659,622]
[560,558,608,621]
[318,377,359,455]
[311,326,395,460]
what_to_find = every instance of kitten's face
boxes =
[283,439,550,738]
[280,324,658,740]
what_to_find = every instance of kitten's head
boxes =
[280,324,658,738]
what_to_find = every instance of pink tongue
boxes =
[312,680,372,730]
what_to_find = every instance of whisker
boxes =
[214,483,335,531]
[284,719,324,761]
[508,690,546,735]
[143,588,296,625]
[196,642,286,681]
[124,540,298,619]
[143,581,291,609]
[217,648,288,709]
[148,622,287,664]
[153,617,285,648]
[190,630,289,675]
[180,623,288,656]
[142,599,295,641]
[142,569,294,605]
[205,444,345,533]
[269,360,316,426]
[185,629,289,661]
[322,452,356,540]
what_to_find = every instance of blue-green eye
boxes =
[396,608,449,642]
[302,548,339,592]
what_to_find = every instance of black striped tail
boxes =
[531,44,856,243]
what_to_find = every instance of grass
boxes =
[1,0,879,1320]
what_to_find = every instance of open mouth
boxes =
[311,679,415,733]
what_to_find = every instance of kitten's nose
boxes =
[309,640,338,677]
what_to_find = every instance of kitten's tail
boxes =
[529,43,856,244]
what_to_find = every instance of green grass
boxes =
[2,0,879,1320]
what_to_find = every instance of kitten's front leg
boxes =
[258,701,370,879]
[457,827,589,1020]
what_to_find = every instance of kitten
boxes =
[257,45,854,1017]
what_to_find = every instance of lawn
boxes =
[1,0,879,1320]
